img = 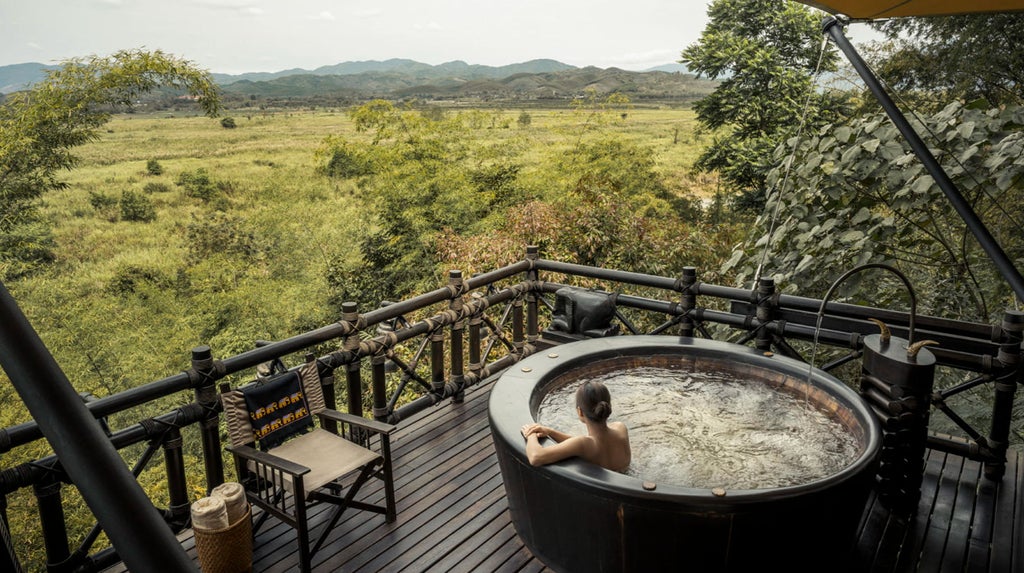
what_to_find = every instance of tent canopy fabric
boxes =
[795,1,1024,19]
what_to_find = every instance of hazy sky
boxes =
[1,0,721,74]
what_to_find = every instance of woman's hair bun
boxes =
[576,380,613,421]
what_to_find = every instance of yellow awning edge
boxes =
[795,0,1024,19]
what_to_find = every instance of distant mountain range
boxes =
[0,62,58,94]
[0,59,704,102]
[210,58,580,85]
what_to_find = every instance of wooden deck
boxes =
[107,375,1023,573]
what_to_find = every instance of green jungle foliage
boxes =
[727,101,1024,322]
[319,97,742,314]
[870,13,1024,111]
[681,0,849,212]
[0,49,219,281]
[725,100,1024,442]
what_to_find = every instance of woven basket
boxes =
[194,505,253,573]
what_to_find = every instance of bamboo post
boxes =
[755,278,776,352]
[161,426,191,531]
[449,271,466,403]
[985,309,1024,480]
[525,246,540,343]
[679,267,698,338]
[34,476,70,570]
[190,346,224,492]
[342,302,363,418]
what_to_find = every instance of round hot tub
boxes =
[489,336,881,573]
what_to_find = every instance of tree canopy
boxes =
[0,49,219,280]
[870,13,1024,111]
[681,0,847,211]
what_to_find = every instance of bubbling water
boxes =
[536,366,861,490]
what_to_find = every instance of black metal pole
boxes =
[822,16,1024,303]
[0,282,195,573]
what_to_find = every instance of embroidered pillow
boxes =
[242,370,314,450]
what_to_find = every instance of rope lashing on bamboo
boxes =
[323,282,530,369]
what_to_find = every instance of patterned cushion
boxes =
[242,370,314,450]
[221,361,328,448]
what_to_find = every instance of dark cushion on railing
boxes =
[551,287,618,336]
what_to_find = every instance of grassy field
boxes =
[6,104,716,427]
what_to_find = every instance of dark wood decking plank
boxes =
[989,449,1019,573]
[852,488,894,571]
[365,480,507,573]
[892,449,947,572]
[475,535,535,573]
[345,467,504,572]
[937,457,983,572]
[916,451,965,572]
[312,440,500,571]
[967,458,1001,573]
[1014,451,1024,573]
[870,512,909,573]
[428,519,520,572]
[517,558,554,573]
[1005,450,1023,573]
[400,494,513,573]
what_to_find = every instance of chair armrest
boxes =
[226,444,311,477]
[317,409,396,435]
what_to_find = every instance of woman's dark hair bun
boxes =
[576,381,613,422]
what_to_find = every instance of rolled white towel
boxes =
[211,481,249,524]
[191,496,229,532]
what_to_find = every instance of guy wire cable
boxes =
[753,33,832,286]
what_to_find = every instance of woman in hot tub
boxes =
[520,380,631,472]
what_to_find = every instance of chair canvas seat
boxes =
[251,428,381,495]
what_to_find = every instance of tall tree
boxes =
[871,13,1024,110]
[0,49,220,280]
[681,0,846,210]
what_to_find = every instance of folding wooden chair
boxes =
[219,360,396,573]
